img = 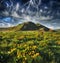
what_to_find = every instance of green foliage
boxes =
[0,31,60,63]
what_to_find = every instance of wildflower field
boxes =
[0,31,60,63]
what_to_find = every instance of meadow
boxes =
[0,30,60,63]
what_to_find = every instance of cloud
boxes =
[0,0,60,30]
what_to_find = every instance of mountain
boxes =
[10,22,51,31]
[20,22,39,31]
[0,22,54,32]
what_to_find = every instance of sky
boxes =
[0,0,60,11]
[0,0,60,29]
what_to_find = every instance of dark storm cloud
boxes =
[0,0,60,9]
[0,0,60,15]
[0,0,29,11]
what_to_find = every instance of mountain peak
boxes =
[20,22,39,30]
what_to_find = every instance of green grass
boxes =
[0,31,60,63]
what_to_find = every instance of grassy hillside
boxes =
[0,22,60,63]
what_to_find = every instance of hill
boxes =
[20,22,39,30]
[0,22,54,31]
[9,22,50,31]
